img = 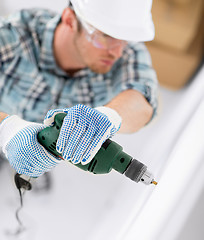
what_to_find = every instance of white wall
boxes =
[177,188,204,240]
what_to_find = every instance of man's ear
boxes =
[61,8,78,31]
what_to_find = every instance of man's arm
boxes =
[106,43,158,134]
[105,89,153,133]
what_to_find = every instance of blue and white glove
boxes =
[0,115,61,177]
[44,104,122,165]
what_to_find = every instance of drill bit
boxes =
[152,180,158,185]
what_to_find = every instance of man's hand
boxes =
[0,115,61,177]
[44,104,122,165]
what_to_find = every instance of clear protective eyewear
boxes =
[78,17,127,50]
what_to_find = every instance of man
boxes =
[0,0,158,177]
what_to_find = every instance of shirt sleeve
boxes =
[0,17,20,65]
[111,42,158,119]
[0,11,50,120]
[0,8,56,64]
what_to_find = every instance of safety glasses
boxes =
[77,17,127,50]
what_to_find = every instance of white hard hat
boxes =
[69,0,155,42]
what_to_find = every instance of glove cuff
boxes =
[44,110,65,126]
[0,115,37,153]
[95,106,122,131]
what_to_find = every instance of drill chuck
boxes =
[124,159,157,185]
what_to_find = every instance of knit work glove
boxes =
[44,104,122,165]
[0,115,61,177]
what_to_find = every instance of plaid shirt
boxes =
[0,8,158,123]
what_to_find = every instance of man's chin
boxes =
[89,64,113,74]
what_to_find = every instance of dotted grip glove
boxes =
[0,115,61,177]
[44,104,122,165]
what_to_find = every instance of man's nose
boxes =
[108,44,124,59]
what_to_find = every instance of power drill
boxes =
[15,113,157,190]
[37,113,157,185]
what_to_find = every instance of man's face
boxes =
[73,23,126,74]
